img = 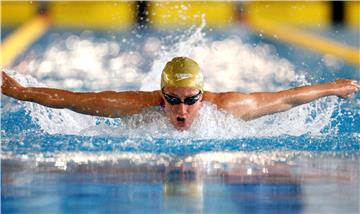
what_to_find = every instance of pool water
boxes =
[2,152,358,214]
[1,24,359,213]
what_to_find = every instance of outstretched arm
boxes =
[1,72,162,117]
[204,79,359,120]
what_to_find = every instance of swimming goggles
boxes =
[162,90,202,105]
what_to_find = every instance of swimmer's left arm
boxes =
[205,79,359,120]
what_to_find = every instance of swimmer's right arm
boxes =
[1,72,162,117]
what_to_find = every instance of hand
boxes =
[1,71,24,98]
[332,79,359,98]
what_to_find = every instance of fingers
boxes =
[1,71,10,84]
[335,79,359,99]
[2,71,16,83]
[1,71,11,83]
[344,82,359,98]
[350,81,359,93]
[1,71,21,90]
[350,80,359,89]
[336,79,359,90]
[1,71,8,86]
[1,71,8,77]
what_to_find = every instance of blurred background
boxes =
[1,3,359,213]
[1,1,359,92]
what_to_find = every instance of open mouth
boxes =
[177,117,185,122]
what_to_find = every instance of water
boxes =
[1,23,359,213]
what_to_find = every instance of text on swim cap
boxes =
[175,73,193,81]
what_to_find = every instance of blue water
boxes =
[1,25,360,214]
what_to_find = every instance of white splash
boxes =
[3,72,338,138]
[3,23,341,138]
[140,21,298,93]
[17,32,146,91]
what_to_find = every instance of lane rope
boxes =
[1,15,51,69]
[249,18,360,66]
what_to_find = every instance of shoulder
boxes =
[144,90,162,106]
[202,91,249,108]
[202,91,258,119]
[104,90,162,106]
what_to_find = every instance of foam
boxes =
[140,21,298,92]
[2,151,357,173]
[3,22,343,139]
[1,151,175,171]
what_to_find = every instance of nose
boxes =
[177,103,187,115]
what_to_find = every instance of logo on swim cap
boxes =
[175,73,193,81]
[161,57,204,91]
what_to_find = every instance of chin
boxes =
[174,125,189,131]
[173,122,191,131]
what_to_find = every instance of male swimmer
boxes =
[1,57,359,130]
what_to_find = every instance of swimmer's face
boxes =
[162,87,203,131]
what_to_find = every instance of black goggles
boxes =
[162,90,202,105]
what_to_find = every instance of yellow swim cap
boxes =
[161,57,204,91]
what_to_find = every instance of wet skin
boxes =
[162,87,203,131]
[2,71,359,131]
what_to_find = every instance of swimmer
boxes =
[1,57,359,130]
